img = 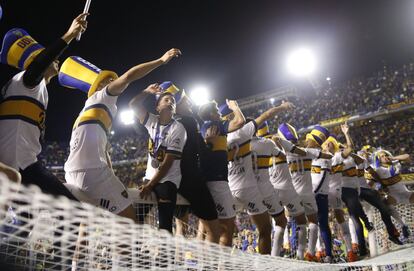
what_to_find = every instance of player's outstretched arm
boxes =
[366,167,381,183]
[340,122,353,158]
[107,48,181,96]
[391,154,411,162]
[273,135,307,156]
[129,83,162,124]
[61,13,89,44]
[227,99,246,132]
[350,153,364,164]
[23,13,88,88]
[320,152,333,159]
[254,101,294,127]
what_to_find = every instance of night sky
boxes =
[1,0,414,141]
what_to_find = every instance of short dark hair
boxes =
[198,101,218,121]
[156,92,174,106]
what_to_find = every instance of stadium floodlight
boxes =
[270,98,275,104]
[110,130,115,135]
[190,86,210,106]
[326,77,331,81]
[119,109,135,126]
[287,48,316,77]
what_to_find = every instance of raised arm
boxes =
[391,154,411,163]
[294,147,308,156]
[340,122,353,158]
[227,100,246,132]
[107,49,181,96]
[366,167,381,182]
[273,135,307,156]
[320,152,333,159]
[254,101,294,127]
[350,153,364,165]
[129,84,161,124]
[23,13,88,88]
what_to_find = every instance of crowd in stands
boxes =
[245,63,414,131]
[109,134,148,161]
[40,134,148,167]
[113,163,146,188]
[41,141,69,167]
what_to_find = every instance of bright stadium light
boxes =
[190,86,210,106]
[270,98,275,104]
[119,109,135,126]
[287,48,316,77]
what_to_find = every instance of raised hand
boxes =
[205,125,220,140]
[226,99,239,111]
[341,122,350,135]
[271,134,281,143]
[139,183,153,200]
[63,13,88,42]
[143,83,162,95]
[279,100,295,111]
[160,48,182,64]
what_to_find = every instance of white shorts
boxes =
[231,186,268,216]
[275,188,305,217]
[257,178,284,216]
[387,182,413,204]
[328,186,343,209]
[65,167,133,214]
[206,181,236,219]
[299,193,318,215]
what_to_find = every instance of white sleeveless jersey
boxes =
[251,137,280,184]
[329,151,345,191]
[65,87,117,172]
[341,156,360,189]
[311,157,331,195]
[227,121,257,191]
[0,71,48,170]
[284,146,321,195]
[269,139,295,190]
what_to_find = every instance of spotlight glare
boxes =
[190,86,210,106]
[287,48,316,77]
[270,98,275,104]
[119,109,135,126]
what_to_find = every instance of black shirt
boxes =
[176,114,206,183]
[200,120,230,181]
